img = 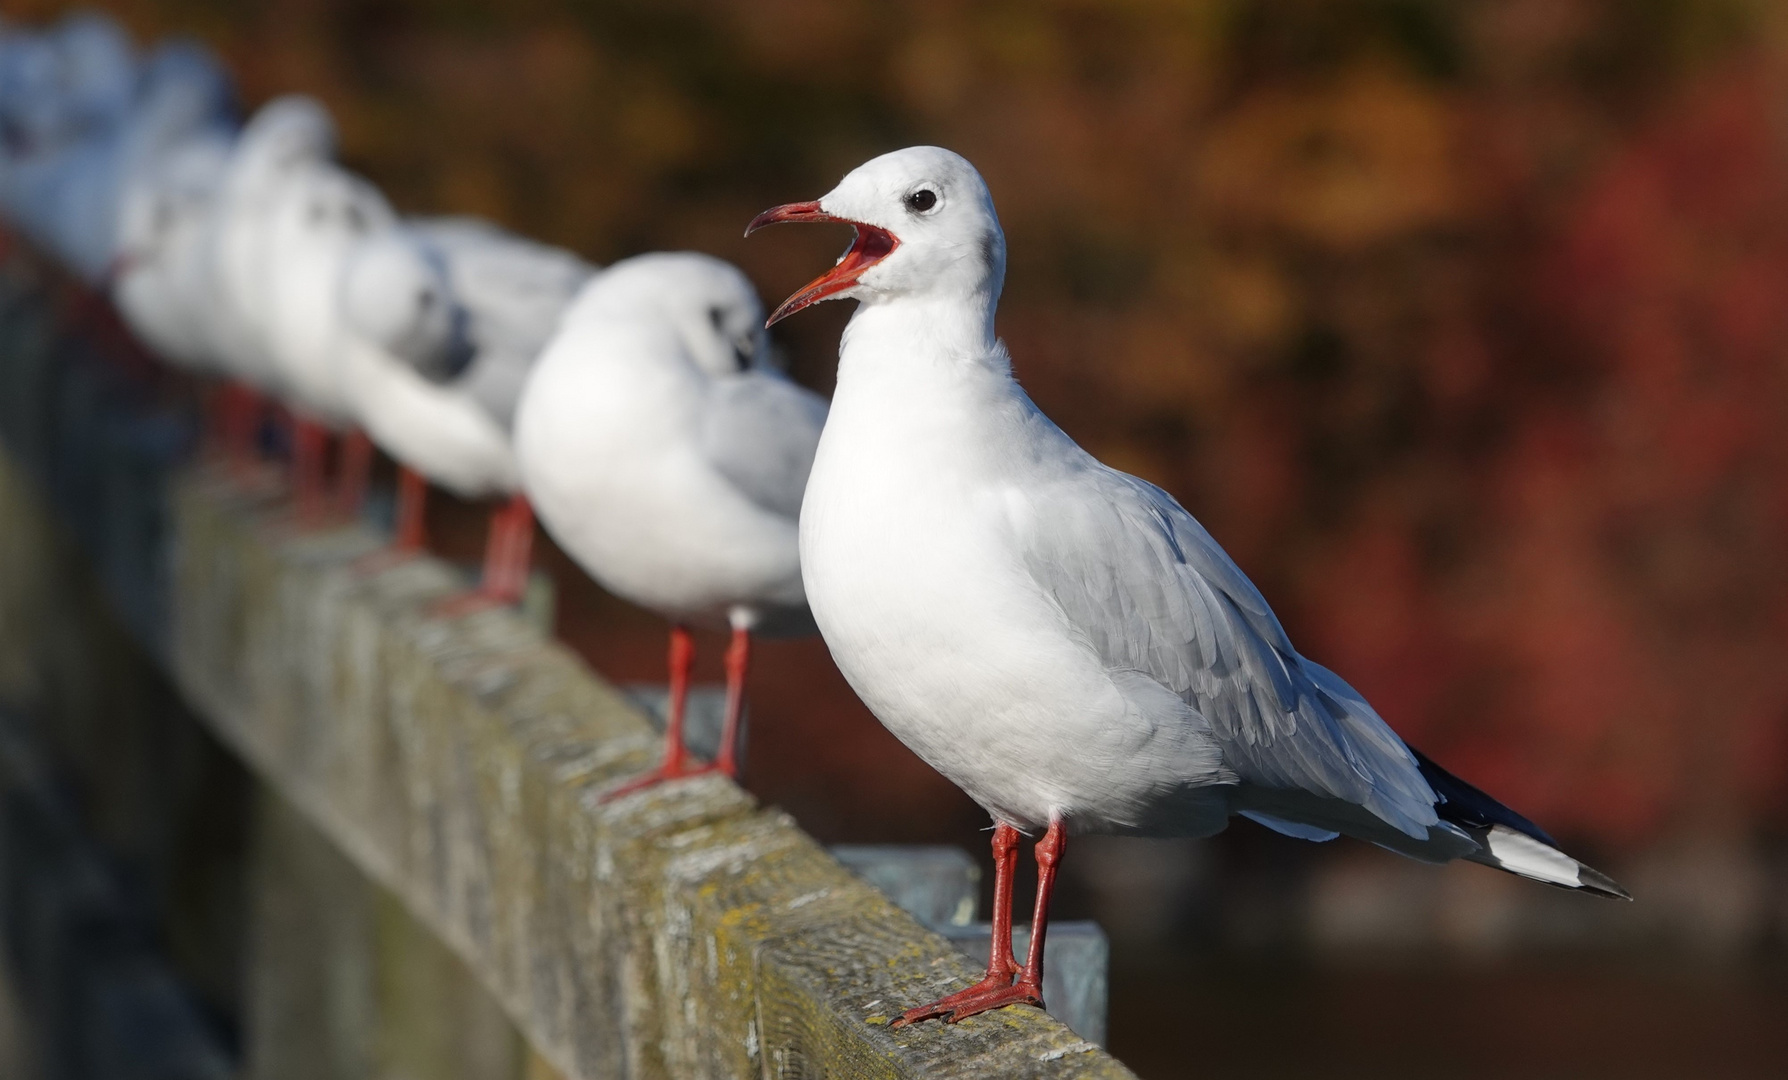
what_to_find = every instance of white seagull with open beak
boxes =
[748,146,1629,1029]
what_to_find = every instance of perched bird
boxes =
[338,216,592,604]
[0,12,139,260]
[48,37,233,284]
[198,95,335,464]
[111,126,233,371]
[514,253,825,795]
[258,159,396,518]
[748,146,1630,1028]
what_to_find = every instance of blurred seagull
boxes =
[258,159,396,518]
[339,217,592,605]
[748,146,1630,1028]
[514,253,825,796]
[112,126,233,373]
[198,94,335,465]
[0,12,138,262]
[51,36,233,284]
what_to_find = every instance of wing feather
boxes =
[1019,461,1438,837]
[699,371,827,521]
[411,217,594,429]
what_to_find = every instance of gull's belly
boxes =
[803,481,1175,830]
[518,418,801,620]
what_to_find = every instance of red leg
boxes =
[479,494,534,604]
[352,465,431,577]
[427,494,535,616]
[335,429,374,518]
[394,467,429,552]
[713,626,752,779]
[602,626,699,801]
[290,417,331,525]
[1011,821,1065,1003]
[894,820,1063,1026]
[893,823,1023,1027]
[219,383,265,477]
[203,383,232,461]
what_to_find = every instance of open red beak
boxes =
[745,200,898,326]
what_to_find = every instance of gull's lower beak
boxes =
[746,201,899,327]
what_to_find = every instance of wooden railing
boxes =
[0,254,1128,1078]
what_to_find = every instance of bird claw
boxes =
[427,587,520,620]
[598,759,731,804]
[891,973,1040,1028]
[351,547,421,577]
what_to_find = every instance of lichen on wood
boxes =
[163,464,1136,1079]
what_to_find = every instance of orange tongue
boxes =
[766,224,899,326]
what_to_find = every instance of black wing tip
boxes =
[1574,862,1634,901]
[1412,747,1559,848]
[1413,748,1633,900]
[1466,835,1635,901]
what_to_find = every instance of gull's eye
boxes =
[904,188,938,213]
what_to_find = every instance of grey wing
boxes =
[699,370,827,521]
[445,233,592,352]
[1021,460,1439,838]
[455,345,535,432]
[423,220,595,429]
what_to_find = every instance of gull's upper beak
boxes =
[745,200,899,326]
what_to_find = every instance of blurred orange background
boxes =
[15,1,1788,1076]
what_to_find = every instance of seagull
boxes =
[513,253,825,796]
[198,94,336,467]
[0,13,138,263]
[49,37,233,285]
[257,159,397,519]
[112,125,234,373]
[747,146,1631,1028]
[338,216,592,604]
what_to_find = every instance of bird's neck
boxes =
[837,293,1004,390]
[823,292,1037,488]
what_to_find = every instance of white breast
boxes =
[341,337,518,498]
[800,332,1224,833]
[514,318,803,624]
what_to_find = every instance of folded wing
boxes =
[1019,453,1439,839]
[700,370,827,521]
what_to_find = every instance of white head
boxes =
[231,95,335,192]
[0,36,50,152]
[292,167,394,241]
[573,252,768,377]
[745,146,1004,325]
[340,230,470,380]
[113,136,228,274]
[51,11,136,130]
[115,177,185,268]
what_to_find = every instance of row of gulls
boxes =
[0,13,1629,1033]
[0,13,811,802]
[750,148,1631,1024]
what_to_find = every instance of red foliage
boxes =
[33,0,1788,847]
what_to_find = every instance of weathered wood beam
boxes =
[165,466,1134,1079]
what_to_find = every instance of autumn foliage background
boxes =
[16,0,1788,1072]
[70,0,1787,856]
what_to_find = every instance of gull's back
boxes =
[409,216,593,429]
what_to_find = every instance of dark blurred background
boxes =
[13,1,1788,1076]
